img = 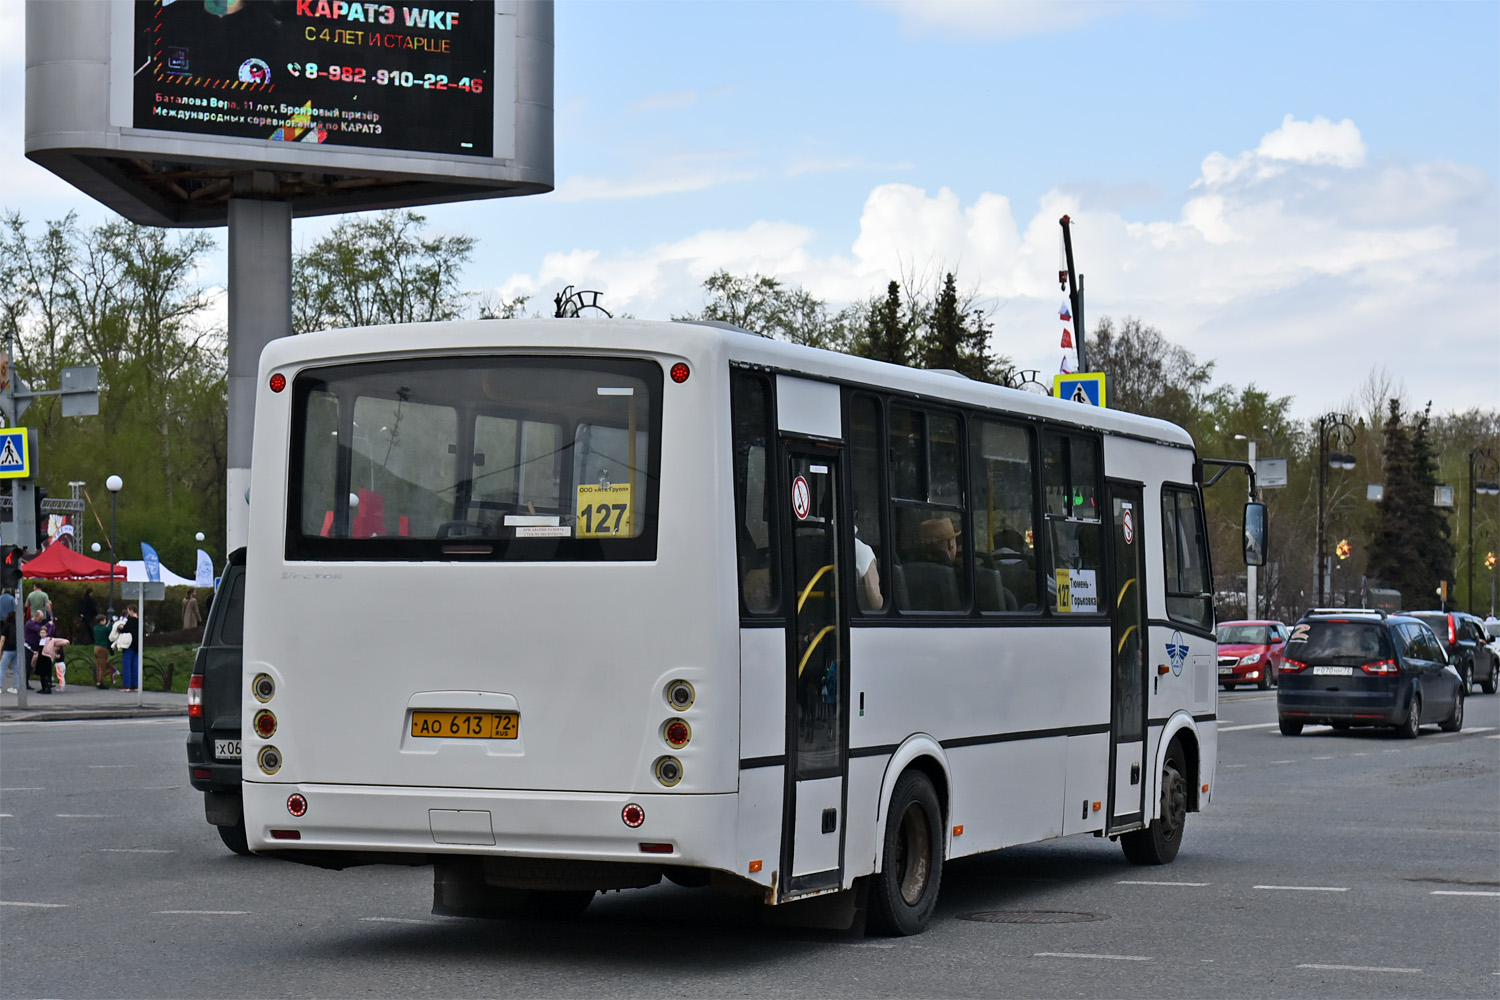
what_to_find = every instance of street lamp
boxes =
[1467,447,1500,615]
[1234,433,1260,619]
[105,474,122,616]
[1317,414,1357,607]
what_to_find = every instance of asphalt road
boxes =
[2,691,1497,999]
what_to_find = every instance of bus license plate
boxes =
[214,739,241,760]
[410,711,519,739]
[1312,666,1353,676]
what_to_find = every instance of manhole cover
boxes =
[961,910,1106,924]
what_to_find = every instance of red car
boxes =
[1217,620,1289,690]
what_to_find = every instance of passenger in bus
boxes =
[916,517,960,566]
[852,497,883,612]
[993,528,1038,610]
[901,516,962,611]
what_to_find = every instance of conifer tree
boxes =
[1367,400,1455,607]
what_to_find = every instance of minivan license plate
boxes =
[214,739,241,760]
[1312,666,1354,676]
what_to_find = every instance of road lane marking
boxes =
[1036,952,1151,962]
[1224,763,1247,768]
[89,764,138,769]
[1217,722,1277,732]
[55,814,118,819]
[360,916,443,926]
[1118,880,1209,886]
[156,910,250,915]
[0,813,11,817]
[101,848,176,854]
[0,900,69,908]
[1271,760,1294,765]
[1312,756,1334,760]
[1297,964,1419,974]
[1,788,43,792]
[1255,885,1349,892]
[1431,890,1500,897]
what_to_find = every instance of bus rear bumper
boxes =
[242,780,739,871]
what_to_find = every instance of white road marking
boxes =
[156,910,250,915]
[1217,722,1278,732]
[0,717,182,729]
[1312,756,1334,760]
[0,813,11,817]
[1224,763,1247,768]
[1036,952,1151,962]
[0,900,69,908]
[88,764,138,769]
[101,848,176,854]
[1462,727,1495,733]
[1118,880,1209,886]
[1431,890,1500,897]
[1,788,43,792]
[1271,760,1295,765]
[360,916,442,926]
[1297,964,1419,974]
[1352,752,1371,756]
[55,814,117,819]
[1255,885,1349,892]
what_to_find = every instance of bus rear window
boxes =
[286,357,662,561]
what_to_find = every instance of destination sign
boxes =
[131,0,496,158]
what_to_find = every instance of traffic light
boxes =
[1,546,23,590]
[32,487,47,550]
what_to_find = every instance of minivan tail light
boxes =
[1281,658,1307,673]
[1361,659,1400,675]
[1447,615,1456,645]
[188,674,203,718]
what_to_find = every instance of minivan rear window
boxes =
[1287,622,1391,663]
[1408,614,1451,648]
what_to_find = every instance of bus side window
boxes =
[849,394,887,613]
[971,418,1038,613]
[1042,433,1103,615]
[1161,487,1212,630]
[731,371,778,615]
[889,406,968,613]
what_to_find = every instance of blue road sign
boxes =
[1053,373,1107,408]
[0,428,30,478]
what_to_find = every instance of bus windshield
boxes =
[286,355,662,561]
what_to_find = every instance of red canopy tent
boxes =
[22,544,128,581]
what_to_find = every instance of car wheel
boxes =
[1439,690,1464,732]
[1257,670,1272,691]
[1462,661,1474,693]
[216,817,251,856]
[1121,739,1188,865]
[1482,663,1498,696]
[1397,696,1421,739]
[1220,683,1231,692]
[868,770,944,936]
[1279,718,1303,736]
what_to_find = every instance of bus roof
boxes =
[262,318,1196,449]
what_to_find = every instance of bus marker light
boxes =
[953,825,963,836]
[666,679,695,710]
[258,746,282,775]
[1202,784,1209,793]
[269,373,286,393]
[663,719,691,748]
[669,363,690,384]
[188,675,203,718]
[749,860,763,873]
[252,673,275,703]
[270,829,301,840]
[287,794,308,817]
[253,710,277,739]
[654,756,682,787]
[638,842,673,854]
[1157,664,1170,675]
[1092,801,1101,812]
[622,803,645,828]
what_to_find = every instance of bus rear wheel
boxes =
[1121,739,1187,866]
[868,770,943,936]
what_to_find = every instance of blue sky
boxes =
[5,0,1498,420]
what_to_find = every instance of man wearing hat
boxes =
[917,516,960,566]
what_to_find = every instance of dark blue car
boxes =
[1277,609,1465,738]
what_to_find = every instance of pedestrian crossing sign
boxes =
[1053,373,1106,408]
[0,428,29,479]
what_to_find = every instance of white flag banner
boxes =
[195,549,214,587]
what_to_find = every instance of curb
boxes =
[0,709,186,722]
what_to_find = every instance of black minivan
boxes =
[185,548,247,854]
[1277,609,1465,737]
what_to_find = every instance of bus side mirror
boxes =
[1244,502,1267,567]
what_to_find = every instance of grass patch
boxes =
[60,644,198,694]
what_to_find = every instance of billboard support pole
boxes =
[226,198,292,552]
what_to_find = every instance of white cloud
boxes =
[552,150,758,202]
[492,116,1498,415]
[876,0,1169,39]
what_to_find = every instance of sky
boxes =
[5,0,1498,422]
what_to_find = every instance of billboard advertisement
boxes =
[133,0,495,159]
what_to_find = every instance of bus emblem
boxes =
[1167,631,1189,676]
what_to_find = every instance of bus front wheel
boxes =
[1121,739,1187,866]
[868,769,943,936]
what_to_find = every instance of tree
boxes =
[853,280,912,366]
[1086,317,1215,432]
[292,210,477,334]
[916,272,1001,383]
[674,270,852,351]
[1367,400,1455,608]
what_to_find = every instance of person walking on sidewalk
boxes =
[111,606,140,692]
[181,591,201,630]
[25,610,50,694]
[92,614,112,689]
[26,583,52,626]
[0,609,19,693]
[77,588,97,644]
[39,624,69,692]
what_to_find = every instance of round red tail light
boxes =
[287,793,307,817]
[253,710,277,739]
[670,362,690,384]
[269,373,287,393]
[664,719,691,749]
[622,803,645,828]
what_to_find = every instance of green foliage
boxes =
[1367,401,1456,607]
[672,270,856,351]
[856,280,911,366]
[916,272,1001,382]
[1086,316,1216,433]
[292,210,477,334]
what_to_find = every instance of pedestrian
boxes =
[0,609,19,693]
[77,588,97,643]
[92,614,112,689]
[41,625,69,692]
[25,610,50,694]
[182,590,201,630]
[111,606,140,692]
[26,582,52,625]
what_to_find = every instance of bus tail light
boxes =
[663,719,691,749]
[638,842,673,854]
[1281,658,1307,673]
[622,803,645,828]
[670,363,690,384]
[270,829,300,840]
[654,756,682,787]
[188,675,203,719]
[253,710,277,739]
[1361,659,1400,675]
[287,794,307,817]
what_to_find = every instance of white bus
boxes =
[242,319,1251,934]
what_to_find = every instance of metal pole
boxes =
[107,491,117,616]
[1317,417,1327,607]
[1247,438,1258,620]
[1059,216,1087,372]
[135,582,143,709]
[1469,453,1476,616]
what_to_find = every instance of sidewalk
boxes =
[0,683,187,722]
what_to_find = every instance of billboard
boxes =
[132,0,496,159]
[25,0,553,226]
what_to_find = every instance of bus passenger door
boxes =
[1107,482,1147,829]
[781,445,847,897]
